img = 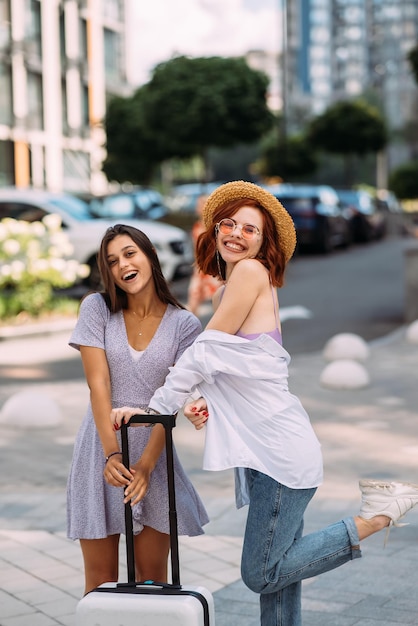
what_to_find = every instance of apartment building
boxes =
[286,0,418,130]
[0,0,130,193]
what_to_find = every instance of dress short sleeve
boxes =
[174,310,202,363]
[69,293,109,351]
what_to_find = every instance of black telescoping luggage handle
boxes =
[120,414,181,588]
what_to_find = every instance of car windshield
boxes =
[49,196,92,221]
[275,197,315,212]
[337,191,373,212]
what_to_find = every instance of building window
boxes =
[0,140,14,186]
[103,0,121,22]
[104,28,121,82]
[27,72,43,129]
[24,0,42,58]
[63,149,90,191]
[81,83,89,127]
[0,64,12,125]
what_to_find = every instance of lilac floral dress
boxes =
[67,293,209,540]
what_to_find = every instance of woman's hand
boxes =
[110,406,147,430]
[123,460,151,505]
[184,397,209,430]
[103,454,134,487]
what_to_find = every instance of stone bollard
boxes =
[321,332,370,390]
[0,390,63,428]
[322,333,370,362]
[406,319,418,344]
[320,359,370,390]
[404,241,418,323]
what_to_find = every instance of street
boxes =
[1,232,418,625]
[176,234,407,356]
[0,234,409,385]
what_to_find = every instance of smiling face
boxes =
[216,205,263,270]
[106,234,153,295]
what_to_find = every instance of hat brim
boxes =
[202,181,297,263]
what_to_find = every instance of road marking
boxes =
[280,306,313,322]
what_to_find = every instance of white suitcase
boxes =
[75,414,215,625]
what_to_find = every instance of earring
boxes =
[216,250,224,280]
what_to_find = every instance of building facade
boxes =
[286,0,418,130]
[0,0,130,193]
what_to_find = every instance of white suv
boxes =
[0,188,193,289]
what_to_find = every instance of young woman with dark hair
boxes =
[67,224,208,595]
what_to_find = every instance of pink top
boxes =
[236,326,282,345]
[221,285,282,345]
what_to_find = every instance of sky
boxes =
[125,0,282,87]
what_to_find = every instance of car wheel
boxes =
[318,223,333,254]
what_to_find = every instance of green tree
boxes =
[408,44,418,84]
[307,100,387,186]
[258,130,318,181]
[389,161,418,199]
[103,91,163,185]
[103,55,274,184]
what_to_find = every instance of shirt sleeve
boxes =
[149,340,213,414]
[68,293,109,351]
[174,310,202,363]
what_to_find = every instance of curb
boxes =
[0,317,77,341]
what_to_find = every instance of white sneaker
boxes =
[359,479,418,529]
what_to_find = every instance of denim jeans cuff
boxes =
[342,516,362,560]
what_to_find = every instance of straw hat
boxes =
[202,180,296,263]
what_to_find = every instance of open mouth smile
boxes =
[224,241,246,252]
[122,271,138,281]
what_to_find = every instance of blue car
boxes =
[265,184,351,253]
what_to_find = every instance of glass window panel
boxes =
[103,0,121,21]
[0,65,12,125]
[27,72,43,129]
[0,141,14,186]
[104,28,121,80]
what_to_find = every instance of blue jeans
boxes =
[240,469,361,626]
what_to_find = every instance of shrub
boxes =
[0,215,90,319]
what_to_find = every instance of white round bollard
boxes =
[320,359,370,390]
[322,333,370,362]
[405,320,418,344]
[0,390,63,428]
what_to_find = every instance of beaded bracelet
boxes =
[105,451,122,463]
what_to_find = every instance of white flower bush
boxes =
[0,215,90,318]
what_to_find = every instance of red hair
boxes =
[195,198,288,287]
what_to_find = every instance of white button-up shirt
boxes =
[150,330,323,507]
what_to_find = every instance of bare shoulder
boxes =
[230,259,268,283]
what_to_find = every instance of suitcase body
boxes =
[75,414,215,625]
[76,583,214,625]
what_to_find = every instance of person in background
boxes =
[186,193,222,314]
[67,224,208,595]
[110,183,418,626]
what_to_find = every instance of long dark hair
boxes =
[195,199,287,287]
[96,224,185,312]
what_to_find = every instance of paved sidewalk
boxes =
[0,324,418,625]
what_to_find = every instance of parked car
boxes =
[88,188,169,221]
[335,189,387,242]
[265,184,351,253]
[0,188,194,289]
[166,182,224,213]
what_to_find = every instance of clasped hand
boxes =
[110,406,148,430]
[104,454,150,505]
[110,401,209,433]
